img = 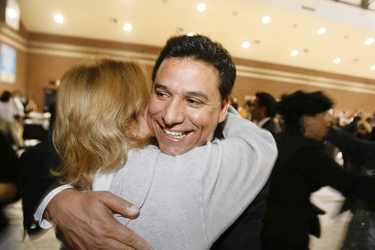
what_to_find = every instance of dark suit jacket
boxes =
[19,141,61,235]
[211,179,271,250]
[262,129,375,247]
[261,118,281,137]
[0,132,21,203]
[211,118,279,250]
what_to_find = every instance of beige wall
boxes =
[1,21,374,117]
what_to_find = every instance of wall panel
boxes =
[1,21,374,117]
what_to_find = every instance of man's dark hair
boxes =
[255,92,277,118]
[152,35,236,100]
[277,90,333,129]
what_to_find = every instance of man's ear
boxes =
[302,115,312,128]
[219,97,230,123]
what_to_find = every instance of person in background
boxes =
[251,91,281,137]
[0,91,24,147]
[354,120,372,140]
[325,126,375,250]
[0,131,20,235]
[24,98,38,114]
[11,90,25,121]
[261,90,375,250]
[230,96,239,110]
[245,100,252,120]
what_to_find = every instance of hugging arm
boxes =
[199,106,277,243]
[19,141,152,250]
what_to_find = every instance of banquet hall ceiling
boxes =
[18,0,375,79]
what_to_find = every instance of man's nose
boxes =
[162,99,185,126]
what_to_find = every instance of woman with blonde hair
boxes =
[53,58,152,191]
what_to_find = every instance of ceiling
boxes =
[17,0,375,80]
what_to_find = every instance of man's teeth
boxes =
[163,129,186,138]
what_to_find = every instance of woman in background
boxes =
[262,91,375,250]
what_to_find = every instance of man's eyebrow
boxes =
[185,91,209,102]
[154,83,168,91]
[154,83,209,101]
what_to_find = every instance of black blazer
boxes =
[211,179,271,250]
[262,129,375,246]
[211,118,279,250]
[19,141,61,235]
[261,118,282,137]
[0,132,21,203]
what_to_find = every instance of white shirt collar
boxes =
[257,117,271,128]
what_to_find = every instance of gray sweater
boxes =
[109,107,277,250]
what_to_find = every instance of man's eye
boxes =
[187,99,201,106]
[156,92,168,98]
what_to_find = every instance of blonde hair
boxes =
[53,58,152,190]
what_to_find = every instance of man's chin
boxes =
[159,145,190,156]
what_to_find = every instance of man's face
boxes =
[148,57,229,155]
[304,111,332,140]
[250,98,262,121]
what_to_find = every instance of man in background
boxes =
[251,91,281,137]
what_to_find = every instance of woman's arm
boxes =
[326,126,375,163]
[196,106,278,242]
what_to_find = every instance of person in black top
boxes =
[0,132,20,235]
[251,91,282,137]
[261,91,375,250]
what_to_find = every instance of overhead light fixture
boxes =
[123,23,132,32]
[6,7,18,20]
[371,65,375,71]
[187,32,194,36]
[317,27,326,35]
[242,41,250,48]
[290,50,299,56]
[5,0,20,30]
[364,38,374,45]
[54,13,64,23]
[197,3,206,12]
[333,57,341,64]
[262,15,271,24]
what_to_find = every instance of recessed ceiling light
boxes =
[333,57,341,64]
[54,13,64,24]
[262,15,271,24]
[317,27,326,35]
[290,50,299,56]
[242,41,250,48]
[123,23,132,32]
[371,65,375,71]
[6,7,18,19]
[364,38,374,45]
[197,3,206,12]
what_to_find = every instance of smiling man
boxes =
[20,35,275,250]
[149,57,228,155]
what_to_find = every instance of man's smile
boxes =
[162,128,188,139]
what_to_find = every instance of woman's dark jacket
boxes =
[262,129,375,246]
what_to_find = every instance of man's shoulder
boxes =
[19,141,61,167]
[262,118,281,135]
